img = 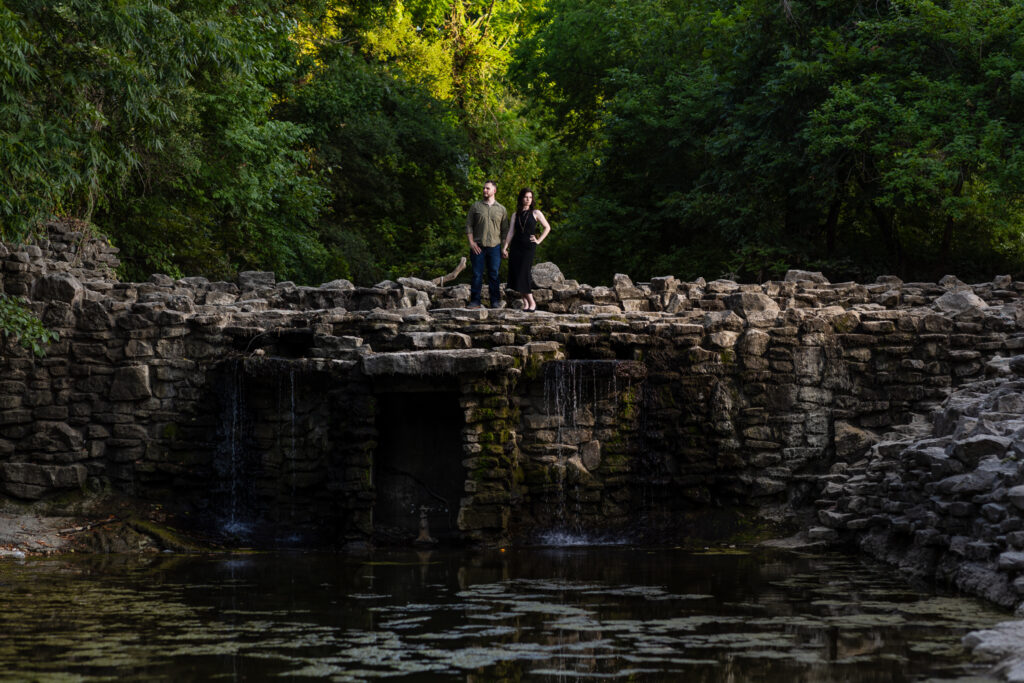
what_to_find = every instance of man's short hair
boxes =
[484,180,498,188]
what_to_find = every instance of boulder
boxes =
[1009,485,1024,511]
[31,273,83,304]
[938,274,969,291]
[580,440,601,471]
[952,434,1012,466]
[531,262,564,289]
[834,422,877,461]
[934,290,988,314]
[726,292,780,327]
[784,270,829,284]
[321,278,355,290]
[238,271,275,289]
[109,365,152,401]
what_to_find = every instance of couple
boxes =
[464,180,552,311]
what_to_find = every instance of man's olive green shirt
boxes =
[465,200,508,248]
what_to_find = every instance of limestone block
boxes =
[204,290,237,306]
[621,299,650,312]
[784,270,830,284]
[997,551,1024,571]
[650,276,677,292]
[982,503,1008,523]
[321,278,355,290]
[1008,485,1024,511]
[31,273,83,304]
[361,349,513,376]
[124,340,154,358]
[0,462,87,499]
[702,310,745,333]
[936,469,999,495]
[935,290,988,314]
[109,365,152,401]
[532,262,564,289]
[398,331,472,350]
[738,329,770,357]
[707,330,739,349]
[834,421,877,460]
[938,274,969,291]
[793,347,824,379]
[580,440,601,470]
[726,292,780,328]
[19,421,84,452]
[239,271,275,288]
[1008,531,1024,549]
[953,434,1011,467]
[588,286,617,304]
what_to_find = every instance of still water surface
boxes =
[0,546,1007,681]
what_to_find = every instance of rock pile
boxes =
[814,355,1024,610]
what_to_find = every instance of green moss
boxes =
[125,516,206,552]
[831,314,858,333]
[720,349,735,364]
[477,428,512,446]
[619,385,640,405]
[522,355,544,382]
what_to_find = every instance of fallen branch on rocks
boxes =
[432,257,466,286]
[58,514,117,536]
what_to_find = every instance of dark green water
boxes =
[0,547,1007,681]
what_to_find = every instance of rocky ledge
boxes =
[3,221,1024,601]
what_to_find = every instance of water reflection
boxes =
[0,548,1006,681]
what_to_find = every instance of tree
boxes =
[515,0,1024,283]
[1,1,330,283]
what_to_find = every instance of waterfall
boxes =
[538,359,637,543]
[217,359,253,538]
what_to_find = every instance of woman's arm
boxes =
[531,210,551,245]
[502,214,517,257]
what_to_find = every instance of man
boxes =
[465,180,508,309]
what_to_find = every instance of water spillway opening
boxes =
[203,358,353,547]
[372,391,464,544]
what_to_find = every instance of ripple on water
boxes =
[0,549,1010,681]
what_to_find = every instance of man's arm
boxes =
[466,205,481,255]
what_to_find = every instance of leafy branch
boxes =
[0,293,59,357]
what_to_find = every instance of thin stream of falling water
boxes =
[290,368,297,521]
[227,361,243,531]
[542,360,631,537]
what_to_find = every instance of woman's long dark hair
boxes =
[517,188,536,212]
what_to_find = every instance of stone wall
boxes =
[3,222,1024,553]
[813,356,1024,611]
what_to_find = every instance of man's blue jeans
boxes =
[470,245,501,306]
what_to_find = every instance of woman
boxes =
[501,188,551,312]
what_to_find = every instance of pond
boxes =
[0,545,1007,681]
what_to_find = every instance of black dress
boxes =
[507,209,537,294]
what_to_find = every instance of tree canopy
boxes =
[2,0,1023,289]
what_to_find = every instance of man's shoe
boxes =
[466,302,482,309]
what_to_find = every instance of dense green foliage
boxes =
[519,0,1024,283]
[0,294,58,356]
[1,0,1023,288]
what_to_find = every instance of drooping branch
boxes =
[432,256,467,286]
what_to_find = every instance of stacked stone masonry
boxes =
[3,223,1024,568]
